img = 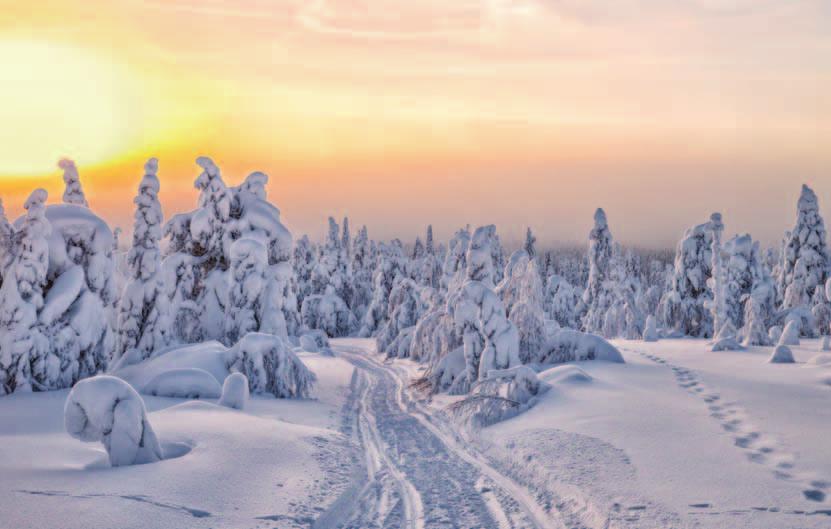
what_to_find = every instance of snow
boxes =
[38,264,84,326]
[218,372,249,410]
[769,345,795,364]
[1,349,355,529]
[142,368,222,399]
[480,339,831,529]
[65,375,163,467]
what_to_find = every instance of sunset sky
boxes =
[1,0,829,248]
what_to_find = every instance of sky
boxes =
[0,0,829,249]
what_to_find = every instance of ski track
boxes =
[317,340,561,529]
[631,347,830,506]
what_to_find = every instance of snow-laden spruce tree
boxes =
[453,280,520,393]
[225,333,316,398]
[708,213,728,337]
[310,217,352,306]
[293,235,316,309]
[300,285,356,338]
[659,214,720,337]
[811,284,831,336]
[442,227,471,292]
[341,217,351,258]
[467,225,499,288]
[524,227,537,258]
[496,250,531,316]
[163,158,296,343]
[544,274,581,329]
[715,234,760,338]
[359,241,404,337]
[0,198,13,288]
[426,225,435,255]
[59,159,89,207]
[192,156,232,267]
[225,238,271,344]
[350,225,373,319]
[778,185,829,311]
[116,158,169,362]
[377,277,420,354]
[0,190,51,394]
[582,208,615,334]
[507,257,546,363]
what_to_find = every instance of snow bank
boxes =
[219,372,249,410]
[539,364,593,385]
[299,330,331,354]
[642,314,658,342]
[64,376,162,467]
[769,345,795,364]
[142,368,222,399]
[534,329,625,365]
[779,320,801,346]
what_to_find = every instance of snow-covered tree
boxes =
[377,277,420,354]
[0,198,13,288]
[467,225,499,288]
[582,209,615,334]
[524,227,537,258]
[0,190,51,394]
[442,227,470,292]
[359,242,403,337]
[350,226,373,319]
[778,185,829,311]
[507,258,546,363]
[116,158,169,362]
[225,238,270,345]
[811,284,831,337]
[544,274,581,329]
[225,332,316,398]
[59,159,88,207]
[293,235,316,308]
[301,286,357,338]
[426,225,435,255]
[659,214,720,337]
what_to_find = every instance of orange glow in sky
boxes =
[1,1,829,247]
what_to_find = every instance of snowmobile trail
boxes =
[318,338,562,529]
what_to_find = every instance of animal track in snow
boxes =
[636,350,829,505]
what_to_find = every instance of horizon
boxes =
[2,1,829,248]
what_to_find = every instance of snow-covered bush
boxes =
[450,366,549,428]
[225,333,316,398]
[219,372,249,410]
[64,375,162,467]
[142,368,222,399]
[532,329,624,365]
[778,185,829,311]
[116,158,169,362]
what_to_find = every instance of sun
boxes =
[0,39,146,177]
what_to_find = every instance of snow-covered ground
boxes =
[477,339,831,528]
[2,338,829,529]
[0,351,356,529]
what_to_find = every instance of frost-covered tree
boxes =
[161,253,202,344]
[377,277,420,354]
[811,284,831,337]
[192,156,232,266]
[116,158,169,362]
[0,190,50,394]
[715,234,761,337]
[778,185,829,311]
[507,258,546,363]
[341,217,351,258]
[582,209,615,334]
[59,159,88,207]
[301,286,357,338]
[426,225,435,255]
[709,213,727,337]
[659,214,720,337]
[467,225,499,288]
[350,226,373,319]
[225,333,316,398]
[442,227,470,292]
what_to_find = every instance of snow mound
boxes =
[819,374,831,387]
[806,353,831,366]
[642,315,658,342]
[65,375,162,467]
[712,337,744,352]
[535,329,625,364]
[219,372,249,410]
[113,341,229,391]
[540,364,593,385]
[769,345,795,364]
[142,368,222,399]
[822,336,831,352]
